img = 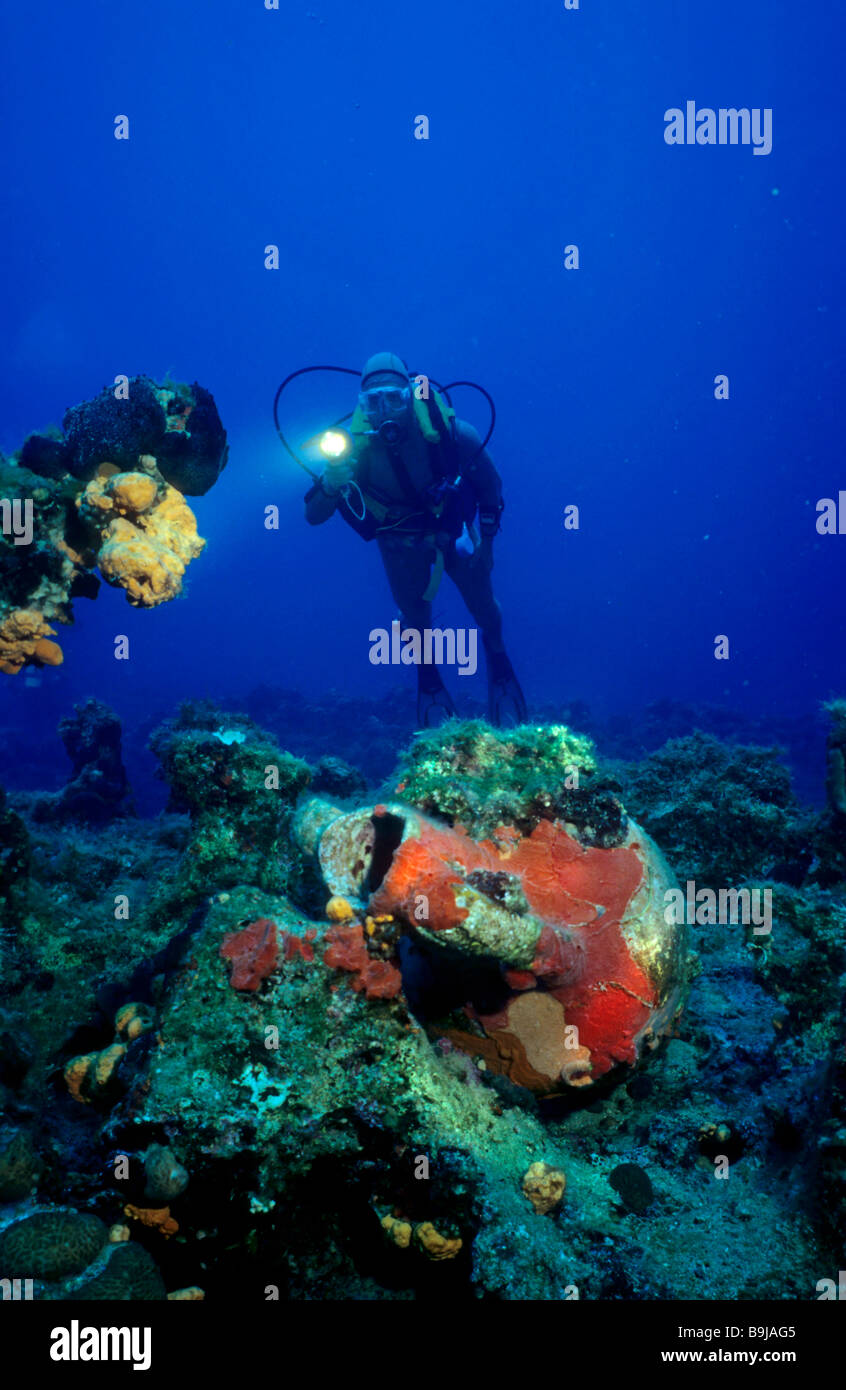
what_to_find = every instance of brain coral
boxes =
[71,1241,166,1300]
[0,1208,166,1299]
[0,1209,107,1281]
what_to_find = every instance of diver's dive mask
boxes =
[357,385,411,443]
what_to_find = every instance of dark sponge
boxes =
[63,378,166,477]
[19,434,74,479]
[156,383,228,495]
[609,1163,655,1215]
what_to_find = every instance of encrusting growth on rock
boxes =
[522,1162,566,1215]
[0,376,226,675]
[77,468,205,608]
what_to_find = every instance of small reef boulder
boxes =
[149,701,311,900]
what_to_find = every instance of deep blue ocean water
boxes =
[1,0,843,763]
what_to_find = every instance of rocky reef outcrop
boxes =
[31,699,132,825]
[0,377,226,676]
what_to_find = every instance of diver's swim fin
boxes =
[416,668,457,729]
[486,649,528,727]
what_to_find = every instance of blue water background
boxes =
[1,1,843,783]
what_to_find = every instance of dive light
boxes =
[319,429,353,460]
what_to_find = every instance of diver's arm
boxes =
[455,419,504,537]
[304,477,340,525]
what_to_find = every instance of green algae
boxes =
[150,703,311,900]
[391,718,629,845]
[616,731,807,883]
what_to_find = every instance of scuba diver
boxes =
[300,352,527,728]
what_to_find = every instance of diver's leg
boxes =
[445,547,504,648]
[446,548,527,725]
[377,539,456,726]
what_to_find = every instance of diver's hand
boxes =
[320,461,354,494]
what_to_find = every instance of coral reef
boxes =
[811,700,846,885]
[615,731,808,884]
[149,701,311,902]
[311,755,368,801]
[0,377,226,676]
[0,709,843,1302]
[825,700,846,817]
[0,783,30,933]
[171,686,830,813]
[33,699,132,824]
